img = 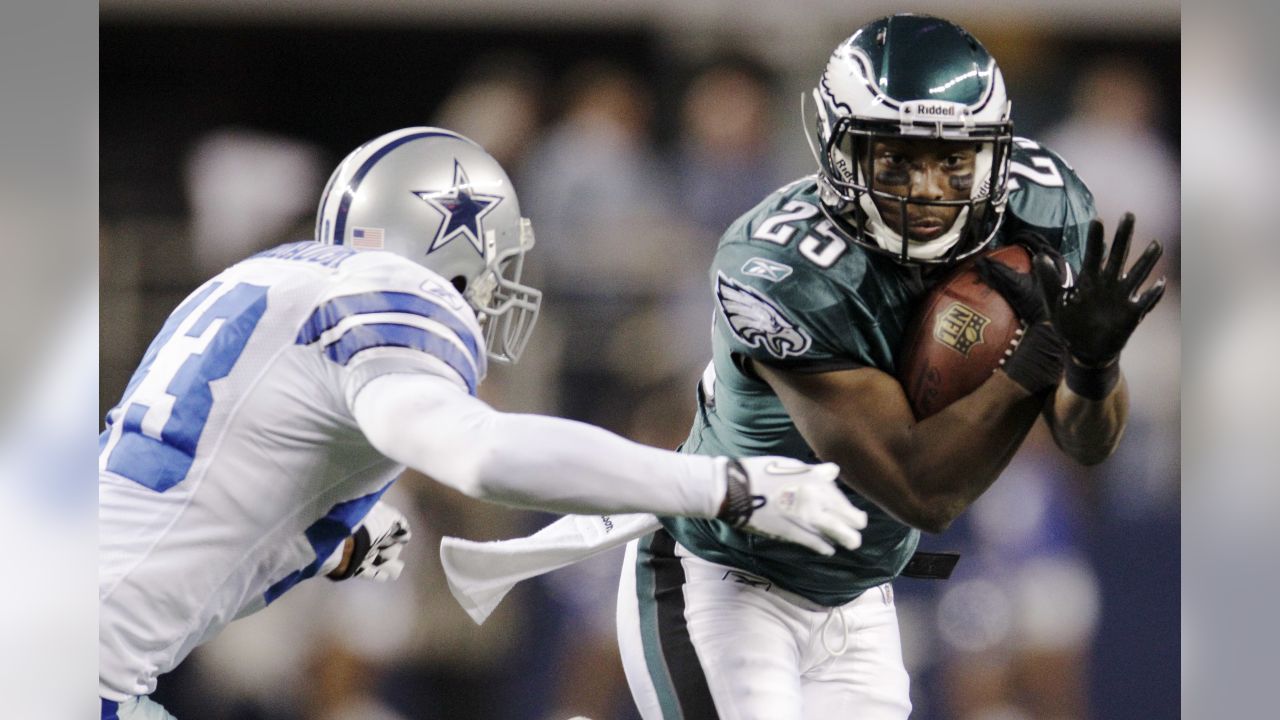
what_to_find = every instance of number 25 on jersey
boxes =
[752,200,849,268]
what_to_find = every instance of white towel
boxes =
[440,513,662,625]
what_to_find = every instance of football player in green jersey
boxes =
[617,14,1166,720]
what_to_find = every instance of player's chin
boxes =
[880,214,949,242]
[905,222,946,241]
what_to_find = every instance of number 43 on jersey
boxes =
[101,281,269,492]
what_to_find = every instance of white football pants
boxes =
[103,696,178,720]
[617,531,911,720]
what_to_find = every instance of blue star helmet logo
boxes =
[413,159,503,256]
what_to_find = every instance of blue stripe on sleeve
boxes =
[101,698,120,720]
[323,323,478,395]
[296,290,480,360]
[263,482,392,605]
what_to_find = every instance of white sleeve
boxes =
[351,373,725,518]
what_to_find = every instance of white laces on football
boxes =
[820,605,850,657]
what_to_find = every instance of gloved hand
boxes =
[1032,213,1166,368]
[973,231,1062,324]
[716,456,867,556]
[325,501,412,582]
[974,244,1067,395]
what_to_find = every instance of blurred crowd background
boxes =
[98,2,1179,719]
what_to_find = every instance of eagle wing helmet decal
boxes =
[716,272,813,359]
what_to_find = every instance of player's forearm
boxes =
[863,372,1043,532]
[459,412,723,516]
[758,363,1041,533]
[353,373,724,518]
[1046,371,1129,466]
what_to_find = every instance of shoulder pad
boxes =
[717,177,872,283]
[300,253,486,393]
[1006,138,1094,230]
[1002,138,1096,271]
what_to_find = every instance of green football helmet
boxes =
[807,14,1014,264]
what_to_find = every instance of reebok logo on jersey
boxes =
[716,273,813,360]
[741,257,794,282]
[419,279,467,312]
[722,570,772,590]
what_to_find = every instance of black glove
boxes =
[972,229,1073,322]
[974,252,1048,324]
[1032,213,1166,368]
[974,250,1066,395]
[1007,229,1061,263]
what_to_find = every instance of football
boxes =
[898,245,1031,419]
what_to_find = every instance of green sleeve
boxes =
[1004,138,1097,276]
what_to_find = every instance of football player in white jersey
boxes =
[98,127,870,720]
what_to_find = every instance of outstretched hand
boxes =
[720,457,868,556]
[1032,213,1166,367]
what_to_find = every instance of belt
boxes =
[900,551,961,579]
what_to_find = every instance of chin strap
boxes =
[856,191,970,261]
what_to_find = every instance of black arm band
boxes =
[1064,357,1120,400]
[717,459,754,529]
[328,526,371,581]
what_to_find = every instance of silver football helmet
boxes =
[805,14,1014,264]
[316,127,541,363]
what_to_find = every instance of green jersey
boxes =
[663,138,1094,606]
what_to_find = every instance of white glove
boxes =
[325,501,412,582]
[718,456,867,557]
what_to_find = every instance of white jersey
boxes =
[98,241,485,700]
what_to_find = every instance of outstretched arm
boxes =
[351,372,868,555]
[353,372,723,516]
